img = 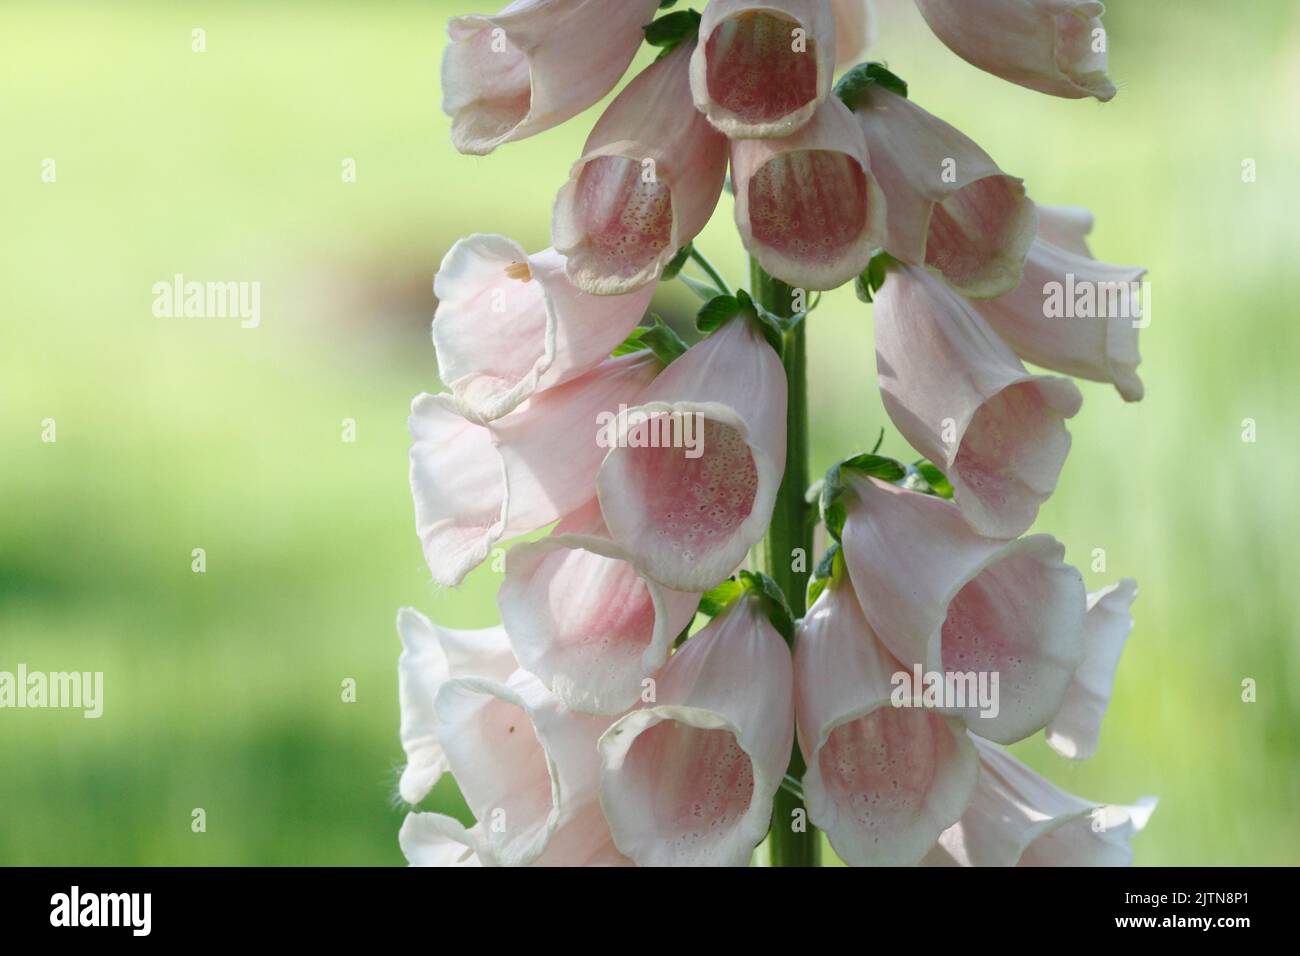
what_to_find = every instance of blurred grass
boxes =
[1,0,1297,865]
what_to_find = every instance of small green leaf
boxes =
[698,579,744,618]
[854,269,874,304]
[834,62,909,111]
[737,570,795,644]
[819,451,906,542]
[914,460,955,499]
[806,543,845,609]
[677,274,720,301]
[610,327,650,357]
[611,315,689,365]
[644,9,701,56]
[696,294,741,333]
[661,243,693,281]
[841,453,906,483]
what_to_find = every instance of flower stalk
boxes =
[749,258,819,867]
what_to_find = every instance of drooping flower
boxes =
[1046,578,1137,760]
[840,474,1085,744]
[923,735,1156,866]
[434,668,627,866]
[596,316,787,592]
[397,608,517,806]
[497,500,700,715]
[441,0,664,155]
[831,0,877,67]
[689,0,838,138]
[971,205,1147,402]
[553,40,729,295]
[913,0,1117,102]
[796,576,977,865]
[731,95,887,291]
[850,85,1037,298]
[597,594,794,866]
[873,262,1083,539]
[409,351,659,587]
[432,235,655,422]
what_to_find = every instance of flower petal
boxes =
[732,95,886,290]
[553,41,728,295]
[399,812,487,867]
[914,0,1117,102]
[852,86,1036,297]
[796,582,977,865]
[875,263,1082,538]
[689,0,837,138]
[442,0,663,155]
[435,669,615,866]
[1046,578,1137,759]
[597,318,787,591]
[831,0,877,67]
[409,352,659,586]
[433,235,654,422]
[924,736,1156,865]
[598,597,794,866]
[972,211,1146,402]
[397,608,517,805]
[841,476,1086,743]
[499,500,700,715]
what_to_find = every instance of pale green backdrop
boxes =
[2,0,1297,864]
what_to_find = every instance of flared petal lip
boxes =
[502,531,683,715]
[596,400,781,591]
[432,234,562,424]
[442,14,540,156]
[409,392,511,588]
[598,704,776,864]
[688,4,831,139]
[925,176,1035,300]
[555,142,690,296]
[804,705,977,867]
[399,811,489,867]
[737,150,886,291]
[434,674,565,867]
[994,795,1157,865]
[945,374,1083,537]
[903,531,1082,685]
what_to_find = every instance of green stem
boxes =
[749,258,819,868]
[689,246,731,296]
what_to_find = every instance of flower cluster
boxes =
[398,0,1154,867]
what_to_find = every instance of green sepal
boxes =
[834,62,909,111]
[694,571,795,644]
[611,315,689,365]
[910,460,955,500]
[661,243,693,281]
[737,570,796,644]
[853,251,897,303]
[819,452,907,541]
[697,579,745,618]
[644,9,701,58]
[805,542,846,610]
[696,293,742,334]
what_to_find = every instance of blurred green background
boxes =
[2,0,1297,865]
